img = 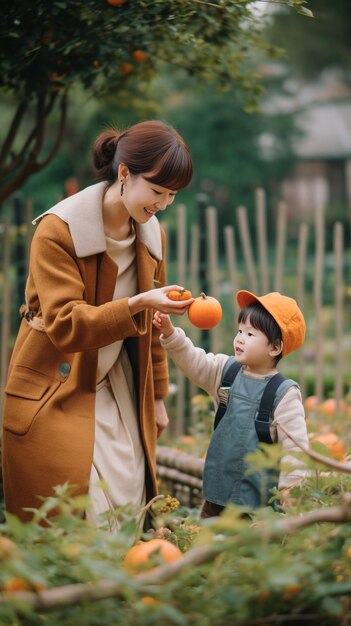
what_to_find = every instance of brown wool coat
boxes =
[2,182,169,521]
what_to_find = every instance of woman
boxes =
[2,120,194,526]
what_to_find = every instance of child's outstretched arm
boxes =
[153,311,175,338]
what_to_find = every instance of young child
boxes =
[153,290,309,517]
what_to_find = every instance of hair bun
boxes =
[93,129,120,179]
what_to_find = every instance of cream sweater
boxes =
[160,327,309,490]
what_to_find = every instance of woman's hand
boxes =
[153,311,175,338]
[128,285,194,316]
[154,399,169,437]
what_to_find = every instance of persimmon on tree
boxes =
[0,0,312,204]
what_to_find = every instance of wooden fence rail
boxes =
[156,445,204,507]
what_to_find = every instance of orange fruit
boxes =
[318,398,350,416]
[141,596,159,605]
[64,177,79,197]
[179,435,196,445]
[3,578,29,592]
[124,538,182,574]
[133,50,147,63]
[120,62,133,75]
[312,432,346,460]
[167,289,192,301]
[282,583,301,601]
[3,578,45,593]
[188,292,222,329]
[106,0,127,5]
[42,29,53,45]
[0,537,18,561]
[304,395,319,411]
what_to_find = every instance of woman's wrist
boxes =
[128,293,148,315]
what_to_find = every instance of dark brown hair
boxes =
[93,120,193,190]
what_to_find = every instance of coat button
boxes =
[59,362,71,378]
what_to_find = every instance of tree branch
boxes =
[2,495,351,612]
[0,92,68,204]
[36,93,67,170]
[0,101,27,169]
[278,422,351,474]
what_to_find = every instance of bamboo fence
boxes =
[0,190,349,435]
[165,190,349,435]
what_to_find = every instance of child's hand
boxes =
[153,311,175,338]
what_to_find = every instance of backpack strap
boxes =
[214,358,241,430]
[255,373,286,444]
[214,362,288,443]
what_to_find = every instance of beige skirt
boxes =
[86,347,146,531]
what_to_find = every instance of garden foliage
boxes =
[1,403,351,626]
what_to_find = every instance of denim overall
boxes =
[203,362,296,509]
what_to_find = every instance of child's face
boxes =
[233,316,277,373]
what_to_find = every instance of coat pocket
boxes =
[3,366,60,435]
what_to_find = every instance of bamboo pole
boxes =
[274,200,287,293]
[190,223,200,300]
[25,198,33,274]
[176,204,187,290]
[206,206,221,353]
[0,220,11,424]
[206,207,219,301]
[237,206,257,293]
[333,222,344,410]
[189,223,200,425]
[175,204,187,435]
[224,225,239,319]
[296,223,309,399]
[314,202,325,402]
[255,188,269,293]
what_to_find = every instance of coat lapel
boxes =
[95,253,118,305]
[135,240,158,293]
[33,182,162,262]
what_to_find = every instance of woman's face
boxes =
[122,171,177,224]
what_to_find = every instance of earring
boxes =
[120,181,125,197]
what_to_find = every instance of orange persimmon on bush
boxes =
[106,0,127,5]
[133,50,147,63]
[167,289,192,301]
[124,538,183,574]
[120,62,133,75]
[188,292,222,329]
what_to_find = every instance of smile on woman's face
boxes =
[124,174,177,223]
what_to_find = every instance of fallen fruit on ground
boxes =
[312,431,346,460]
[3,578,29,592]
[304,395,319,411]
[318,398,350,416]
[188,292,222,329]
[124,538,183,574]
[0,537,19,561]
